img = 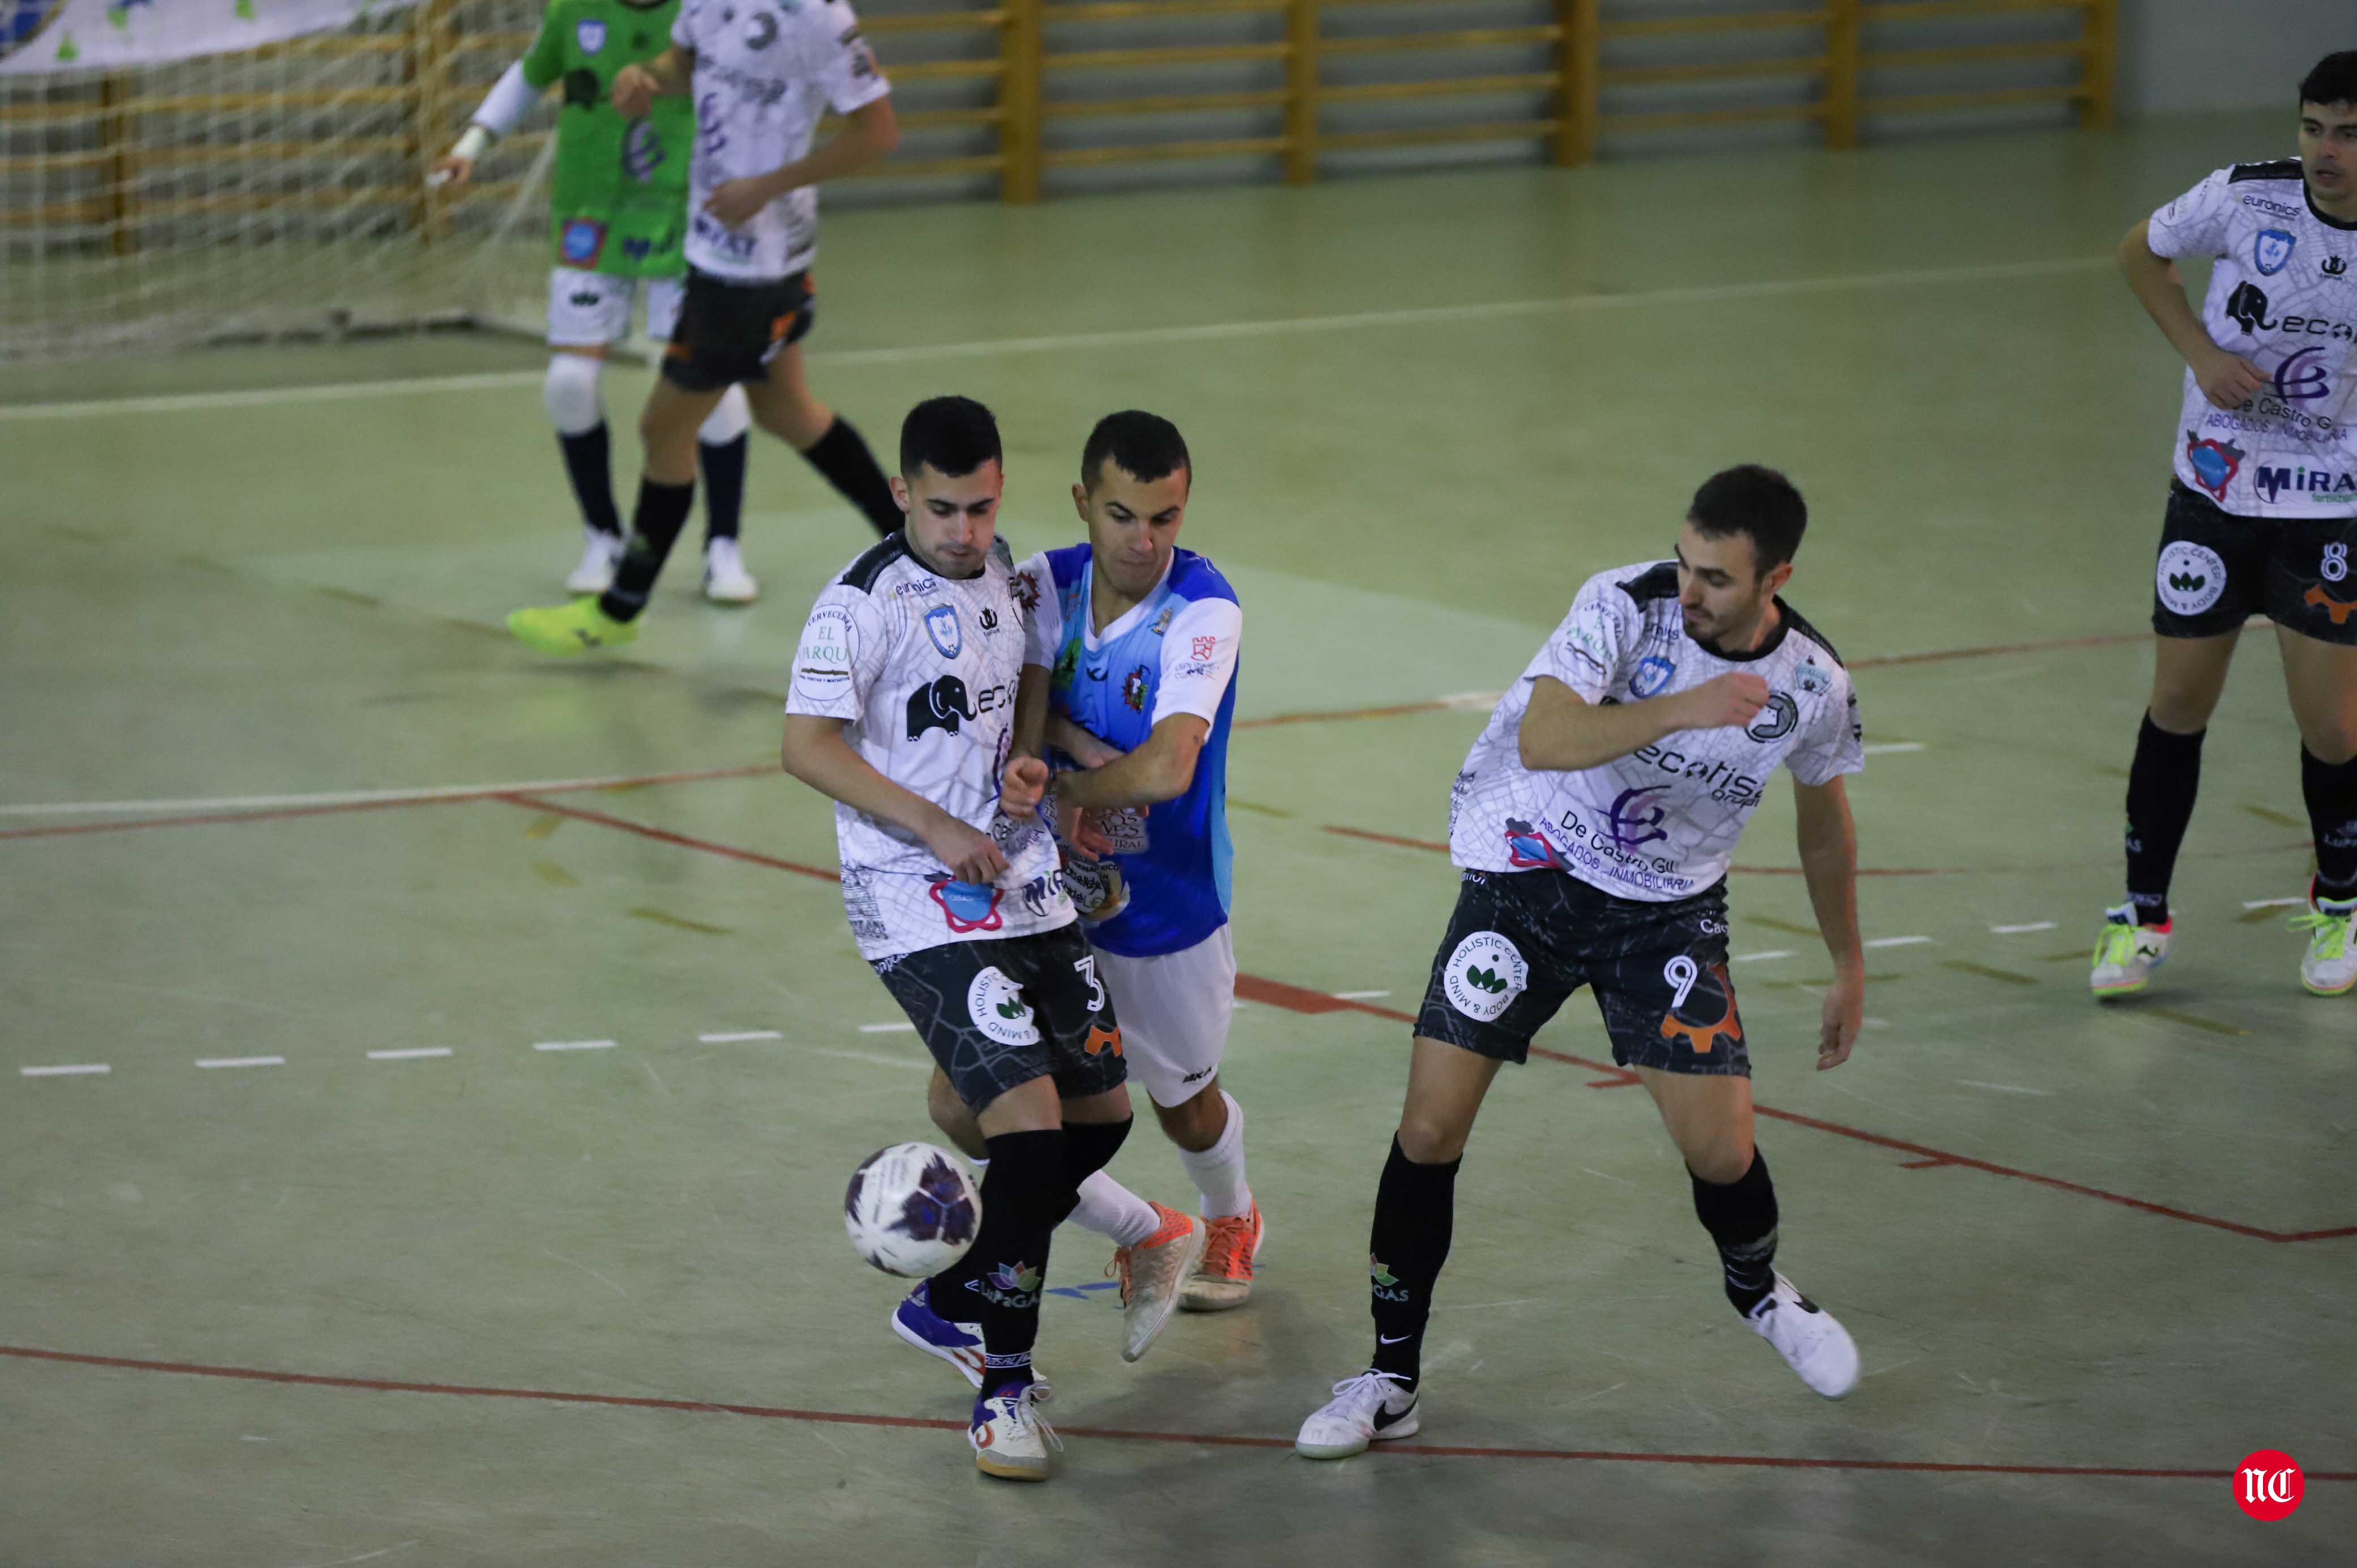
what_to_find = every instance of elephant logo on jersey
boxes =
[1443,931,1526,1022]
[2255,229,2296,276]
[1503,817,1569,871]
[621,120,665,183]
[2156,542,2227,616]
[924,604,962,659]
[2183,432,2245,501]
[932,876,1005,935]
[1603,785,1672,852]
[2225,282,2275,335]
[1744,693,1799,743]
[906,676,975,739]
[1658,958,1742,1056]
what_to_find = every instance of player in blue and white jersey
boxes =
[2094,50,2357,1000]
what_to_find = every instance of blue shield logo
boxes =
[923,604,961,659]
[576,18,607,53]
[1630,655,1676,698]
[2254,229,2295,276]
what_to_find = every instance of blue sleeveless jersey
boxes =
[1033,544,1239,958]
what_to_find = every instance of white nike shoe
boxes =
[970,1379,1061,1482]
[2090,902,2173,1000]
[564,527,624,595]
[1295,1370,1420,1459]
[2294,887,2357,996]
[701,537,759,604]
[1746,1273,1859,1398]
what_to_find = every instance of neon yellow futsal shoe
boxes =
[2291,884,2356,996]
[508,598,637,655]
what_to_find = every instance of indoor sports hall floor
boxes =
[3,109,2349,1565]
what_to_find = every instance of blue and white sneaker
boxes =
[971,1378,1060,1481]
[891,1281,985,1388]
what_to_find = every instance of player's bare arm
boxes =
[1050,714,1210,811]
[780,713,1008,884]
[2116,219,2264,410]
[1044,712,1123,770]
[1793,773,1864,1071]
[705,98,900,227]
[612,47,692,117]
[1516,671,1768,773]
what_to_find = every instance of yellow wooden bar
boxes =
[1824,0,1861,148]
[1322,71,1558,104]
[1321,118,1558,151]
[1601,54,1828,86]
[885,58,1006,82]
[1866,39,2086,70]
[1041,135,1290,166]
[0,201,116,228]
[1862,82,2084,113]
[1602,100,1826,131]
[1045,43,1291,70]
[1864,0,2091,20]
[1045,88,1291,117]
[1048,0,1283,18]
[1602,8,1829,40]
[1559,0,1599,165]
[852,154,1010,176]
[1317,26,1560,57]
[1284,0,1319,185]
[1001,0,1043,202]
[2078,0,2116,128]
[863,8,1010,32]
[822,106,1006,132]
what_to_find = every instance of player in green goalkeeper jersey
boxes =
[434,0,897,605]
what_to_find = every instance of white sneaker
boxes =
[2090,902,2172,1000]
[969,1379,1060,1481]
[701,537,759,604]
[1295,1370,1420,1460]
[1746,1273,1858,1398]
[2294,887,2357,996]
[1110,1202,1205,1363]
[564,528,624,595]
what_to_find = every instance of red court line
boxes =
[498,794,840,884]
[8,1345,2338,1482]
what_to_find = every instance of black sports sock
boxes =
[2304,746,2357,902]
[557,424,623,538]
[798,416,901,537]
[1054,1117,1133,1222]
[1367,1135,1460,1384]
[597,478,695,623]
[699,433,747,546]
[933,1128,1063,1394]
[1691,1149,1779,1316]
[2124,713,2205,926]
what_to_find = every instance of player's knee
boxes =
[542,353,605,436]
[1684,1134,1755,1187]
[926,1072,987,1161]
[1151,1083,1223,1152]
[1396,1105,1473,1166]
[2146,683,2219,734]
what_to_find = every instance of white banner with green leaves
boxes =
[1,0,415,76]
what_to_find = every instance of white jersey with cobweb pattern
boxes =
[1447,560,1864,903]
[2146,161,2357,517]
[786,538,1071,961]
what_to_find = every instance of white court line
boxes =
[812,1047,929,1071]
[197,1055,284,1069]
[1957,1080,2054,1097]
[1990,922,2057,935]
[1439,690,1507,711]
[366,1047,452,1061]
[1865,935,1935,949]
[0,255,2108,423]
[1731,950,1796,963]
[1862,742,1926,756]
[1332,990,1390,1000]
[699,1030,783,1043]
[533,1039,616,1053]
[2243,896,2304,909]
[0,769,745,819]
[20,1063,109,1077]
[858,1022,916,1034]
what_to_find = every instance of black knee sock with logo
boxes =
[797,416,901,536]
[1691,1149,1779,1316]
[931,1128,1063,1394]
[2124,713,2205,925]
[1367,1135,1460,1384]
[1053,1117,1133,1222]
[558,424,623,538]
[699,433,747,546]
[2304,745,2357,902]
[597,478,695,623]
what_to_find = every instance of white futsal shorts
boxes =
[1091,925,1236,1109]
[546,269,686,348]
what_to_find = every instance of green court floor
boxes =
[2,110,2349,1565]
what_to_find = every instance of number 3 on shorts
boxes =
[1075,955,1105,1013]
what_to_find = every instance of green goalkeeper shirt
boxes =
[520,0,693,279]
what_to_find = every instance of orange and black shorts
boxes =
[660,267,815,393]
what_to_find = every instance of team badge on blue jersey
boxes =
[1121,666,1148,711]
[2255,229,2296,276]
[559,218,606,267]
[575,18,607,53]
[923,604,961,659]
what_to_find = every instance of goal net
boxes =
[2,0,563,362]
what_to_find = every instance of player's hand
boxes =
[925,817,1009,886]
[1678,671,1770,731]
[703,176,773,228]
[612,64,659,119]
[1058,802,1122,859]
[428,152,475,189]
[1000,756,1049,820]
[1061,727,1124,771]
[2193,347,2266,410]
[1817,968,1862,1070]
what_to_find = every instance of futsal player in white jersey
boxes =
[509,0,908,655]
[2091,50,2357,1001]
[782,398,1130,1482]
[1297,467,1867,1459]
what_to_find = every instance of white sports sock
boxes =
[699,382,750,446]
[1066,1169,1162,1248]
[542,353,605,436]
[1177,1092,1252,1220]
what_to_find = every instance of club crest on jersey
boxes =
[2254,228,2295,276]
[1795,661,1830,696]
[2183,431,2245,501]
[575,17,607,52]
[1121,665,1149,711]
[1630,655,1676,698]
[1503,817,1569,871]
[932,876,1006,935]
[924,604,962,659]
[1744,692,1799,743]
[1149,607,1174,636]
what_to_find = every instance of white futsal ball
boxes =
[844,1141,981,1277]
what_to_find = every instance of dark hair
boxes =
[1687,465,1807,574]
[2300,52,2357,110]
[900,395,1002,479]
[1081,410,1191,491]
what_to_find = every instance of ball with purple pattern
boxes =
[844,1141,981,1277]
